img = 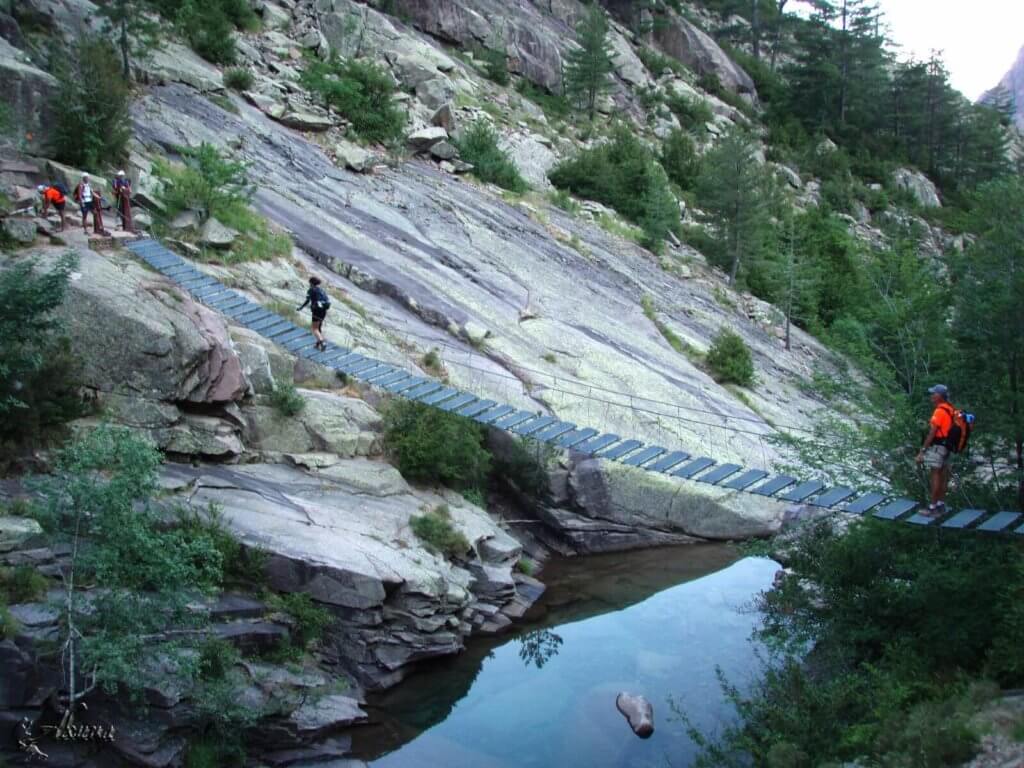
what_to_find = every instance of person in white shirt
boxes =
[74,173,96,234]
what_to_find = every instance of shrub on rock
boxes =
[706,328,755,386]
[454,121,527,193]
[301,57,406,144]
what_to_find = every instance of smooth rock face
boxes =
[0,516,43,554]
[0,38,57,154]
[137,41,225,92]
[892,167,941,208]
[199,217,238,248]
[1,216,37,244]
[499,132,558,190]
[616,692,654,738]
[651,11,756,95]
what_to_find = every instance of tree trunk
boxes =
[751,0,761,60]
[838,0,849,126]
[120,17,130,80]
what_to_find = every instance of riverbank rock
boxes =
[161,461,533,688]
[616,692,654,738]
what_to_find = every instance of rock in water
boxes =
[616,692,654,738]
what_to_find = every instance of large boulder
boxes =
[892,167,941,208]
[651,12,756,96]
[48,249,247,405]
[407,126,448,152]
[0,516,43,554]
[566,458,788,543]
[243,389,382,458]
[161,461,527,688]
[136,41,225,92]
[416,76,455,110]
[499,132,558,190]
[0,38,57,155]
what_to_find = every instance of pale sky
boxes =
[874,0,1024,101]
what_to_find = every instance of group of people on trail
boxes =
[37,171,133,235]
[916,384,973,517]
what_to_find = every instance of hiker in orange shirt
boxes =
[37,184,67,232]
[916,384,954,516]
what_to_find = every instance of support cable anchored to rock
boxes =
[125,238,1024,539]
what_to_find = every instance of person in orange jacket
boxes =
[38,184,67,231]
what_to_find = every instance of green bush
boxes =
[153,0,257,65]
[0,566,49,603]
[174,504,267,587]
[549,188,581,214]
[50,37,132,169]
[0,255,86,461]
[454,121,527,192]
[197,637,240,681]
[478,44,510,85]
[224,67,253,91]
[266,592,332,649]
[154,143,291,263]
[0,598,17,639]
[301,56,406,144]
[382,400,491,490]
[660,128,698,191]
[493,438,556,504]
[548,126,679,247]
[410,505,471,560]
[516,80,571,122]
[706,329,754,386]
[665,92,713,131]
[269,382,306,417]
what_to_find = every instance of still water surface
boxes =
[355,546,779,768]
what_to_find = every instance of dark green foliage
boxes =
[478,43,510,86]
[694,127,775,285]
[549,188,581,214]
[197,637,240,681]
[33,426,227,701]
[664,92,713,131]
[269,382,306,417]
[0,566,49,603]
[174,504,267,587]
[0,255,86,460]
[706,329,754,386]
[0,597,18,639]
[382,400,491,491]
[410,504,471,560]
[50,37,132,170]
[266,592,332,649]
[301,56,406,144]
[660,128,698,191]
[515,80,571,122]
[96,0,162,79]
[548,126,679,247]
[686,519,1024,767]
[153,0,257,65]
[224,67,254,91]
[493,438,556,505]
[454,121,528,192]
[563,4,616,119]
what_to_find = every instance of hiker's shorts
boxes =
[80,200,94,215]
[923,444,951,469]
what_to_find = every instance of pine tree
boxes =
[96,0,161,80]
[564,4,617,120]
[694,127,773,287]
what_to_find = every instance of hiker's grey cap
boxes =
[928,384,949,396]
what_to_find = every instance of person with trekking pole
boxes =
[297,276,331,352]
[113,170,133,232]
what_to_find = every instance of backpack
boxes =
[314,287,331,312]
[52,181,69,197]
[939,403,974,454]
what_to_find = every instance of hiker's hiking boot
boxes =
[922,502,947,518]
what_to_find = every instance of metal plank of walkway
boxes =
[476,405,516,425]
[874,498,918,520]
[457,400,497,418]
[574,434,620,456]
[698,463,742,485]
[389,376,429,395]
[750,475,797,497]
[558,428,599,449]
[419,387,460,407]
[403,381,445,401]
[249,314,289,334]
[532,421,576,443]
[780,480,826,502]
[845,492,887,515]
[439,393,478,413]
[621,446,666,468]
[362,366,402,384]
[906,510,943,526]
[491,410,535,430]
[976,511,1021,533]
[809,486,856,509]
[647,450,690,473]
[724,469,768,491]
[940,509,986,529]
[515,416,557,437]
[373,371,413,389]
[673,457,716,479]
[600,439,644,461]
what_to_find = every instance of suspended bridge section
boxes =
[126,238,1024,537]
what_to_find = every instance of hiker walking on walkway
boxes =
[916,384,955,517]
[38,184,67,232]
[297,276,331,352]
[113,170,133,232]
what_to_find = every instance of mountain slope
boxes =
[984,42,1024,130]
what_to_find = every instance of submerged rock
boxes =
[616,692,654,738]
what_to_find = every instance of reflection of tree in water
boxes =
[517,629,563,669]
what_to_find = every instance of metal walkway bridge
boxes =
[127,238,1024,537]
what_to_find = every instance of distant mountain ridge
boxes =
[983,43,1024,130]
